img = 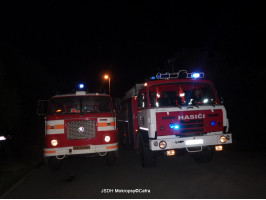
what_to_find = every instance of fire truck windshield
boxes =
[48,96,113,114]
[149,82,216,108]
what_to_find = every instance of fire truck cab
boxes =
[38,87,118,170]
[118,70,232,167]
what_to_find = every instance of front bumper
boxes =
[44,142,118,157]
[149,133,232,151]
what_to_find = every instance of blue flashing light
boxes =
[169,123,179,129]
[174,125,179,129]
[210,121,215,126]
[187,72,204,79]
[192,73,200,78]
[156,72,179,79]
[79,84,84,89]
[169,123,174,129]
[155,70,204,80]
[150,76,156,80]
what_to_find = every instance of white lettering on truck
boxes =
[178,114,205,120]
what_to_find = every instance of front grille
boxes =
[66,120,96,140]
[177,119,204,137]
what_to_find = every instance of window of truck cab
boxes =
[148,82,217,108]
[137,89,147,109]
[48,96,113,114]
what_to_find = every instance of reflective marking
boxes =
[46,124,64,130]
[139,127,149,131]
[106,145,118,149]
[98,118,116,131]
[98,122,115,127]
[47,120,64,126]
[44,150,56,154]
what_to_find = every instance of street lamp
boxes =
[104,74,110,95]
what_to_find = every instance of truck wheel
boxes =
[192,148,213,163]
[47,157,62,171]
[106,151,117,166]
[138,135,156,168]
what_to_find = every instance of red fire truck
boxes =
[117,70,232,167]
[38,85,118,169]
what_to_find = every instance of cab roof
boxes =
[51,91,110,98]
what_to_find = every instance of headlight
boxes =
[159,141,167,149]
[104,136,111,143]
[51,139,58,147]
[219,136,227,143]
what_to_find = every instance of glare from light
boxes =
[139,127,149,131]
[192,73,200,78]
[0,136,6,141]
[104,75,109,79]
[144,83,148,86]
[79,84,84,89]
[104,136,111,142]
[174,125,179,129]
[166,150,176,156]
[179,93,185,97]
[156,102,159,107]
[215,145,223,151]
[169,123,179,129]
[203,98,209,103]
[169,123,174,129]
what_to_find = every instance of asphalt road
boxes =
[4,146,266,199]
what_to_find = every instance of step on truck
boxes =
[117,70,232,167]
[38,85,118,170]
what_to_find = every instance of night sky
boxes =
[0,1,265,144]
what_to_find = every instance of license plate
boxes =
[73,145,90,150]
[185,139,203,145]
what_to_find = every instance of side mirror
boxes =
[112,98,121,114]
[37,100,48,115]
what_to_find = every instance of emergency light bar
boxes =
[155,70,204,80]
[187,72,204,79]
[79,84,84,89]
[77,83,86,91]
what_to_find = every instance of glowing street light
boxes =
[104,74,110,95]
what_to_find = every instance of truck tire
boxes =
[138,135,156,168]
[47,157,62,171]
[192,148,213,163]
[106,151,117,166]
